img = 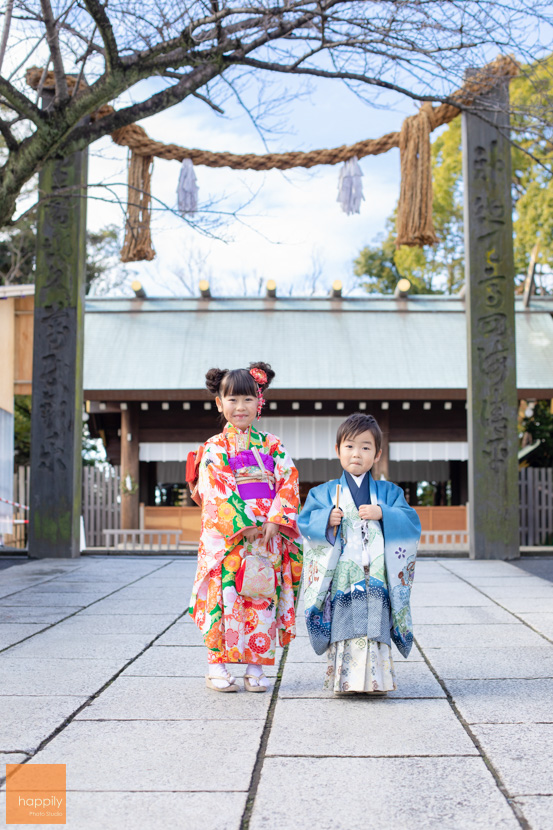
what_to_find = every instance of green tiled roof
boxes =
[83,296,553,394]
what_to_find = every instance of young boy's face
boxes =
[335,429,382,476]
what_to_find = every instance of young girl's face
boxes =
[335,429,382,475]
[216,393,258,430]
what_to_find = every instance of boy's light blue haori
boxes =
[298,472,421,658]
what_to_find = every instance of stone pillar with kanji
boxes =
[27,135,88,558]
[462,71,519,560]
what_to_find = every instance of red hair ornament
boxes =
[249,367,267,419]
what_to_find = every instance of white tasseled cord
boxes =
[177,158,199,215]
[337,156,364,215]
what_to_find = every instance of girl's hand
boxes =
[359,504,382,521]
[242,526,259,543]
[261,521,279,545]
[328,508,344,528]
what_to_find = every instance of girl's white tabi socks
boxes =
[246,663,270,688]
[208,662,235,689]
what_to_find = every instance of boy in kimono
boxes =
[298,413,421,694]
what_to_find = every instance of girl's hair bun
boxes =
[205,367,228,395]
[248,362,275,390]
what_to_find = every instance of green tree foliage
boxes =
[0,215,126,294]
[355,56,553,294]
[14,395,104,468]
[510,55,553,284]
[521,401,553,467]
[13,396,31,466]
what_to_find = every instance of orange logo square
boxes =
[5,764,66,825]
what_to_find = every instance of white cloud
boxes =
[84,77,409,296]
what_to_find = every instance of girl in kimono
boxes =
[298,413,420,694]
[189,362,302,693]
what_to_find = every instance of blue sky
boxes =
[86,73,419,297]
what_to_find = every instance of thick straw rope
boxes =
[26,56,518,260]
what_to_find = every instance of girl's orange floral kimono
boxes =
[189,422,303,665]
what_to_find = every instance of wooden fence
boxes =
[4,465,553,551]
[82,464,121,547]
[3,466,31,549]
[519,467,553,546]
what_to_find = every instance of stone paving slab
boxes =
[444,561,524,577]
[0,606,84,624]
[154,623,207,646]
[517,612,553,639]
[471,723,553,795]
[461,576,550,587]
[415,623,546,649]
[0,580,58,599]
[421,646,553,679]
[75,675,274,720]
[2,555,553,830]
[0,790,248,830]
[0,594,89,607]
[443,678,553,723]
[0,623,49,648]
[0,657,128,695]
[0,695,88,754]
[7,719,264,792]
[512,796,553,828]
[478,585,553,598]
[278,658,445,699]
[412,605,516,625]
[77,598,188,615]
[0,754,29,764]
[412,562,453,572]
[121,645,280,678]
[54,613,179,635]
[487,596,553,613]
[250,757,519,830]
[267,698,478,757]
[411,586,494,606]
[5,631,155,660]
[108,584,191,598]
[10,583,121,596]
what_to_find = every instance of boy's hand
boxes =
[359,504,382,521]
[328,508,344,528]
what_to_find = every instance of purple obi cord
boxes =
[229,451,276,500]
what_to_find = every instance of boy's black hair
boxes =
[336,413,382,454]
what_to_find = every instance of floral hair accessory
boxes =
[249,367,267,385]
[249,367,267,419]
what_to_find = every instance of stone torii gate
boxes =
[27,69,520,559]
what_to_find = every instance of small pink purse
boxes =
[235,542,278,599]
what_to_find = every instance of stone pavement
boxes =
[1,555,553,829]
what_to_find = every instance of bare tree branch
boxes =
[81,0,119,71]
[0,0,15,75]
[0,76,45,124]
[0,116,18,151]
[0,0,552,230]
[39,0,68,101]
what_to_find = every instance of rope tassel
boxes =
[396,103,438,248]
[120,150,155,262]
[337,156,364,215]
[177,158,199,215]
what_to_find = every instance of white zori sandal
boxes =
[205,668,240,692]
[244,672,270,693]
